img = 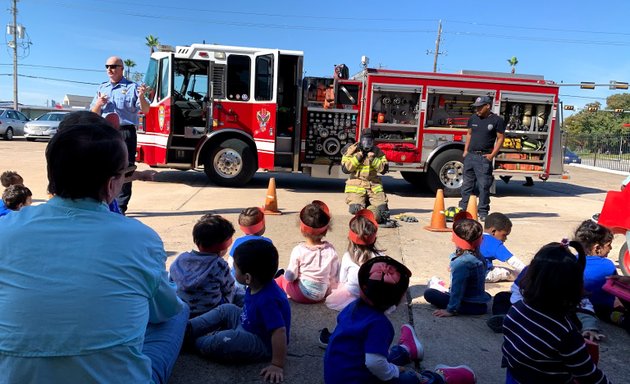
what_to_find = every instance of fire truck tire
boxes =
[427,149,464,197]
[400,171,428,188]
[619,242,630,276]
[204,138,257,187]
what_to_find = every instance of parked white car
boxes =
[24,111,70,141]
[0,108,30,140]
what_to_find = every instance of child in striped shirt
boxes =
[502,241,610,384]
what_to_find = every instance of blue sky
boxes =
[1,0,629,113]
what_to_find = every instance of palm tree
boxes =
[145,35,160,54]
[507,56,519,74]
[123,59,136,79]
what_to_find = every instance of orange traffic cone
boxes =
[424,189,451,232]
[466,195,478,221]
[262,177,282,215]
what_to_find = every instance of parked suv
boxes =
[24,111,70,141]
[0,108,29,140]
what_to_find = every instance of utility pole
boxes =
[8,0,19,110]
[433,20,442,73]
[426,20,446,73]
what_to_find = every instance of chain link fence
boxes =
[564,132,630,173]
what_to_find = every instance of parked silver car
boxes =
[0,108,30,140]
[24,111,71,141]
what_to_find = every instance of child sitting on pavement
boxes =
[0,170,24,217]
[325,209,383,311]
[186,239,291,383]
[324,256,476,384]
[228,207,273,291]
[574,220,628,330]
[276,200,340,303]
[1,184,32,217]
[424,218,491,317]
[502,241,611,383]
[169,214,242,317]
[0,170,23,189]
[487,262,604,343]
[480,213,526,282]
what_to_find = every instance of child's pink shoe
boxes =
[399,324,424,361]
[434,365,476,384]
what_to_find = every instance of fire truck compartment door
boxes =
[500,92,555,104]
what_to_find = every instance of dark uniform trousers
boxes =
[117,125,137,214]
[459,151,493,216]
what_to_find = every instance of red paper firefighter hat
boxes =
[348,209,378,245]
[239,208,266,235]
[300,200,331,236]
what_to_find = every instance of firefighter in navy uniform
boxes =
[341,129,396,227]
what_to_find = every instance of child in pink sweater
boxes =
[276,200,340,303]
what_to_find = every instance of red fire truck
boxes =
[138,43,562,196]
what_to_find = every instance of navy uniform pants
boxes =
[459,152,493,217]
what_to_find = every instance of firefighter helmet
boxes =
[444,206,462,222]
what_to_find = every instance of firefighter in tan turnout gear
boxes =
[341,129,396,227]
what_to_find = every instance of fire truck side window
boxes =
[255,54,274,101]
[158,58,170,101]
[227,55,251,101]
[144,58,158,102]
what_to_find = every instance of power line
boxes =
[0,63,102,72]
[0,73,99,85]
[45,0,630,38]
[447,20,630,38]
[39,0,630,46]
[560,94,608,101]
[42,0,438,23]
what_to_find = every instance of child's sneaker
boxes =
[318,327,331,349]
[434,365,476,384]
[399,324,424,361]
[486,314,505,333]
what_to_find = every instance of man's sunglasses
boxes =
[105,64,121,69]
[120,165,137,180]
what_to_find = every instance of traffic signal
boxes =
[564,105,575,110]
[610,81,629,90]
[615,108,625,113]
[587,106,599,112]
[580,82,596,89]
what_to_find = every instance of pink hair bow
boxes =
[368,262,400,284]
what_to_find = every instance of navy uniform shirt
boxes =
[467,113,505,152]
[90,77,143,126]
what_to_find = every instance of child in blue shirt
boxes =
[480,213,526,282]
[425,218,491,316]
[325,256,476,384]
[169,214,241,317]
[574,220,621,325]
[228,207,273,289]
[186,239,291,383]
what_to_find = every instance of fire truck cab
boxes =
[138,43,562,196]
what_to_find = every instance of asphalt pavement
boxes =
[1,139,628,383]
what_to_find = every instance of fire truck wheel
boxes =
[204,138,257,187]
[619,242,630,276]
[427,149,464,197]
[400,171,428,188]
